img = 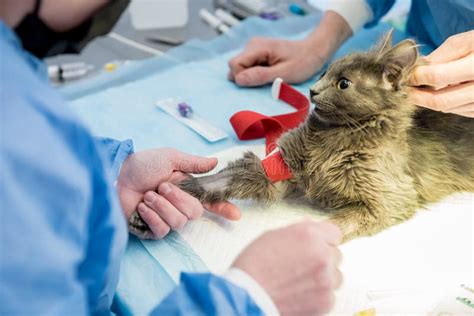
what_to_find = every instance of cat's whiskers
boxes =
[318,101,364,133]
[340,113,362,132]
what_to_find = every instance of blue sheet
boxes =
[64,14,435,314]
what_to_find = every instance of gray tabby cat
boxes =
[130,31,474,241]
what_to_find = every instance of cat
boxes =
[129,31,474,241]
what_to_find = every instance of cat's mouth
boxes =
[314,103,332,114]
[313,101,339,122]
[312,100,354,127]
[314,109,338,125]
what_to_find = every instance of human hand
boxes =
[228,38,326,87]
[228,11,352,87]
[117,148,240,239]
[232,220,343,315]
[410,30,474,117]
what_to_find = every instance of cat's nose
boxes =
[309,89,319,100]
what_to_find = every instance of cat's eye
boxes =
[337,78,351,90]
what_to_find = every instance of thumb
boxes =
[172,151,218,174]
[235,65,281,87]
[205,201,241,220]
[228,44,271,78]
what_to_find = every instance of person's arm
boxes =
[0,99,122,315]
[228,10,352,86]
[0,164,93,315]
[94,137,134,179]
[228,0,400,87]
[152,221,343,315]
[39,0,108,32]
[324,0,373,33]
[150,272,265,315]
[328,0,397,31]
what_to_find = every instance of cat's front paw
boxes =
[178,151,277,204]
[128,211,154,239]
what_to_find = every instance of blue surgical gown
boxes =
[0,22,262,315]
[365,0,474,48]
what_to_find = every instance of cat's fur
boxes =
[130,31,474,241]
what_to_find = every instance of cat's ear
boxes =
[379,39,418,87]
[375,29,394,54]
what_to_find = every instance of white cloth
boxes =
[224,268,280,315]
[311,0,374,33]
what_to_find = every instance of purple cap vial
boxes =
[177,102,193,118]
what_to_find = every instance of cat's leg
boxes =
[178,151,278,204]
[328,204,417,243]
[329,207,383,243]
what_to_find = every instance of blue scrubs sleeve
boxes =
[94,138,134,179]
[152,273,264,315]
[364,0,396,27]
[1,21,128,315]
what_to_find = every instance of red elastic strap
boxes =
[229,79,310,155]
[229,79,309,182]
[261,150,294,182]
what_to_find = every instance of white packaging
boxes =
[156,98,228,143]
[129,0,189,30]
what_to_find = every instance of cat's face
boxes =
[309,31,418,125]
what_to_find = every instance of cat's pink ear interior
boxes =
[383,39,418,69]
[379,39,418,86]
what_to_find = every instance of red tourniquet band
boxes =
[261,149,294,182]
[230,78,310,154]
[229,78,310,182]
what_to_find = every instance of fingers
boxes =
[158,183,204,220]
[205,201,241,220]
[167,172,241,220]
[410,54,474,88]
[410,81,474,113]
[143,191,187,229]
[332,247,343,267]
[425,30,474,64]
[318,249,343,292]
[447,103,474,118]
[136,179,241,239]
[228,38,272,81]
[228,47,270,81]
[333,267,343,289]
[228,37,290,86]
[137,203,171,239]
[317,221,343,246]
[167,171,189,184]
[234,65,284,87]
[450,102,474,114]
[291,219,342,246]
[228,36,324,86]
[318,264,343,290]
[313,290,336,314]
[167,149,218,174]
[138,183,208,239]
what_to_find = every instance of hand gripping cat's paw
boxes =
[178,151,277,204]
